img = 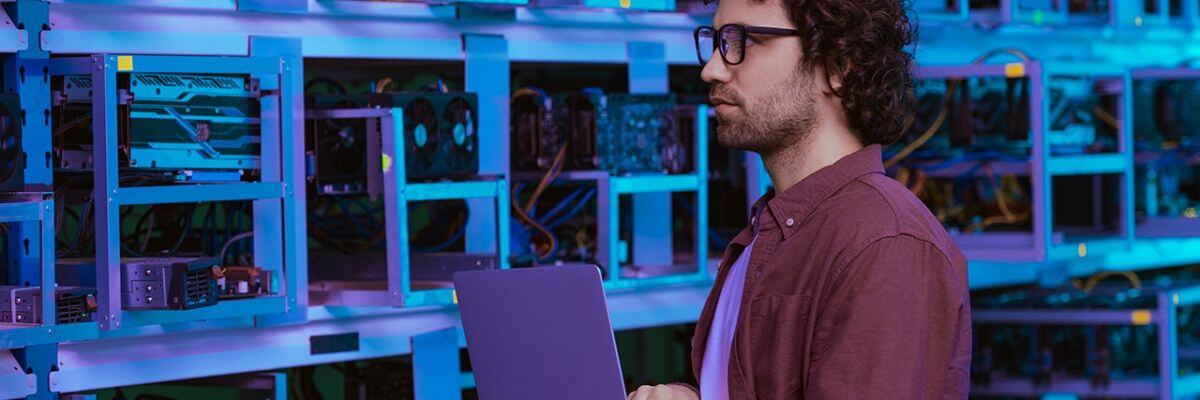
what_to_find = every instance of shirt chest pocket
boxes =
[748,294,812,400]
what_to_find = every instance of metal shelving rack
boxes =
[0,0,1195,398]
[530,105,710,290]
[46,44,307,331]
[1038,62,1136,262]
[0,193,57,400]
[5,3,59,399]
[908,61,1051,263]
[304,107,511,308]
[57,372,288,400]
[507,40,711,290]
[971,284,1200,399]
[0,193,95,351]
[1129,67,1200,240]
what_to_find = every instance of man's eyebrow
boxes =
[715,20,750,26]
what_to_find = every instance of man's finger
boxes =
[651,385,677,399]
[629,385,644,400]
[629,385,654,400]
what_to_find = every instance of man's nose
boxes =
[700,50,732,84]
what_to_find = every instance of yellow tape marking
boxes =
[117,56,134,72]
[1004,62,1026,78]
[1131,310,1152,325]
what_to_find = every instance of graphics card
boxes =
[306,94,374,195]
[368,92,480,181]
[511,88,565,173]
[54,73,262,173]
[512,91,684,174]
[598,93,680,173]
[306,92,480,185]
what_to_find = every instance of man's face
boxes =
[701,0,818,155]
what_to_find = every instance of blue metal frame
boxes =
[412,327,463,400]
[0,194,95,350]
[47,48,303,331]
[0,193,94,400]
[1127,67,1200,241]
[0,349,35,399]
[1040,64,1136,260]
[5,4,63,399]
[0,4,26,56]
[305,107,511,308]
[237,0,307,13]
[971,284,1200,399]
[382,107,511,307]
[596,106,710,290]
[464,34,507,260]
[627,41,676,278]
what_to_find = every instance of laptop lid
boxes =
[454,265,625,400]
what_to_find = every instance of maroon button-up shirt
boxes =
[691,144,972,399]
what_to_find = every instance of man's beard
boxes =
[711,70,818,155]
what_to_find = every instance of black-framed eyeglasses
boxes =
[694,24,801,66]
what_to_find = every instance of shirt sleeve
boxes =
[804,235,971,400]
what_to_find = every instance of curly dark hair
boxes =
[781,0,916,146]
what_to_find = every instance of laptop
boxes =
[454,265,626,400]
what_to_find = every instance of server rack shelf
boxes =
[5,0,1200,398]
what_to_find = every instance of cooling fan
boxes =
[404,98,440,176]
[441,96,477,172]
[327,125,366,176]
[325,97,369,178]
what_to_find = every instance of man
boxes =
[627,0,971,398]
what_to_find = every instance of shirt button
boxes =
[751,216,757,225]
[785,218,795,227]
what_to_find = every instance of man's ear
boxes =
[825,60,850,93]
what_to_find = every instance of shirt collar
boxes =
[749,144,885,239]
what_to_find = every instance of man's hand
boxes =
[626,384,699,400]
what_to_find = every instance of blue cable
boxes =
[349,197,383,232]
[545,188,597,229]
[537,186,590,224]
[332,197,374,238]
